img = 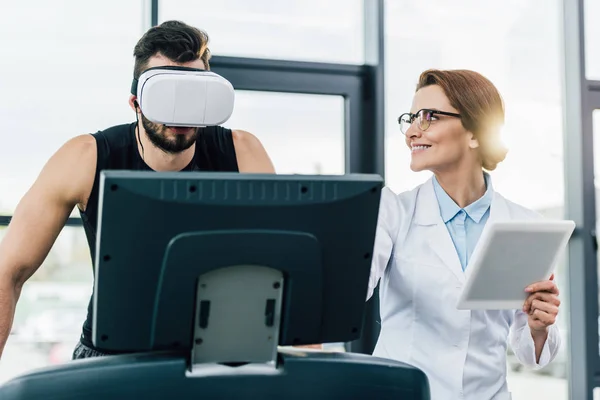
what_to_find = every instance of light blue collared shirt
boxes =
[432,173,494,271]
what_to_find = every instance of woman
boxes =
[368,69,561,400]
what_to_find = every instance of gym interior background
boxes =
[0,0,599,398]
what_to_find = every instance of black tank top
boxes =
[78,122,239,350]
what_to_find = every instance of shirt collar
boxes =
[432,172,494,223]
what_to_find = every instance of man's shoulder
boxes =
[61,134,97,157]
[228,129,275,173]
[230,129,261,151]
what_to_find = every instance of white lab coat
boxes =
[368,177,561,400]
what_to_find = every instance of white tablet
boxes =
[456,220,576,310]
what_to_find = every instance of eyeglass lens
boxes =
[400,110,433,134]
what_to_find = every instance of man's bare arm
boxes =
[0,135,96,357]
[232,130,276,173]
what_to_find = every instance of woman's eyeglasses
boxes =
[398,109,461,135]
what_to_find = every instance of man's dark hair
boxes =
[133,20,211,79]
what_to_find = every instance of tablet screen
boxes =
[457,221,575,310]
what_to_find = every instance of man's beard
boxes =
[141,114,198,154]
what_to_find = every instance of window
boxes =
[0,1,145,215]
[0,0,144,382]
[384,0,567,397]
[0,226,92,384]
[223,91,345,175]
[384,0,565,213]
[159,0,365,64]
[223,90,346,352]
[584,0,600,80]
[593,109,600,359]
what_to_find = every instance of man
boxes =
[0,20,275,359]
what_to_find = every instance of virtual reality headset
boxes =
[131,66,235,127]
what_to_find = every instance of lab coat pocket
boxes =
[395,255,458,301]
[413,259,459,301]
[392,255,452,301]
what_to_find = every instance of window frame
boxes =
[563,0,600,398]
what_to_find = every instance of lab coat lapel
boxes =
[463,191,510,281]
[487,192,511,224]
[414,178,465,283]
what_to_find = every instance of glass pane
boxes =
[385,0,565,213]
[223,91,345,175]
[0,226,93,384]
[594,109,600,363]
[225,90,345,351]
[0,0,142,383]
[159,0,365,64]
[384,1,568,398]
[0,1,145,215]
[584,0,600,80]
